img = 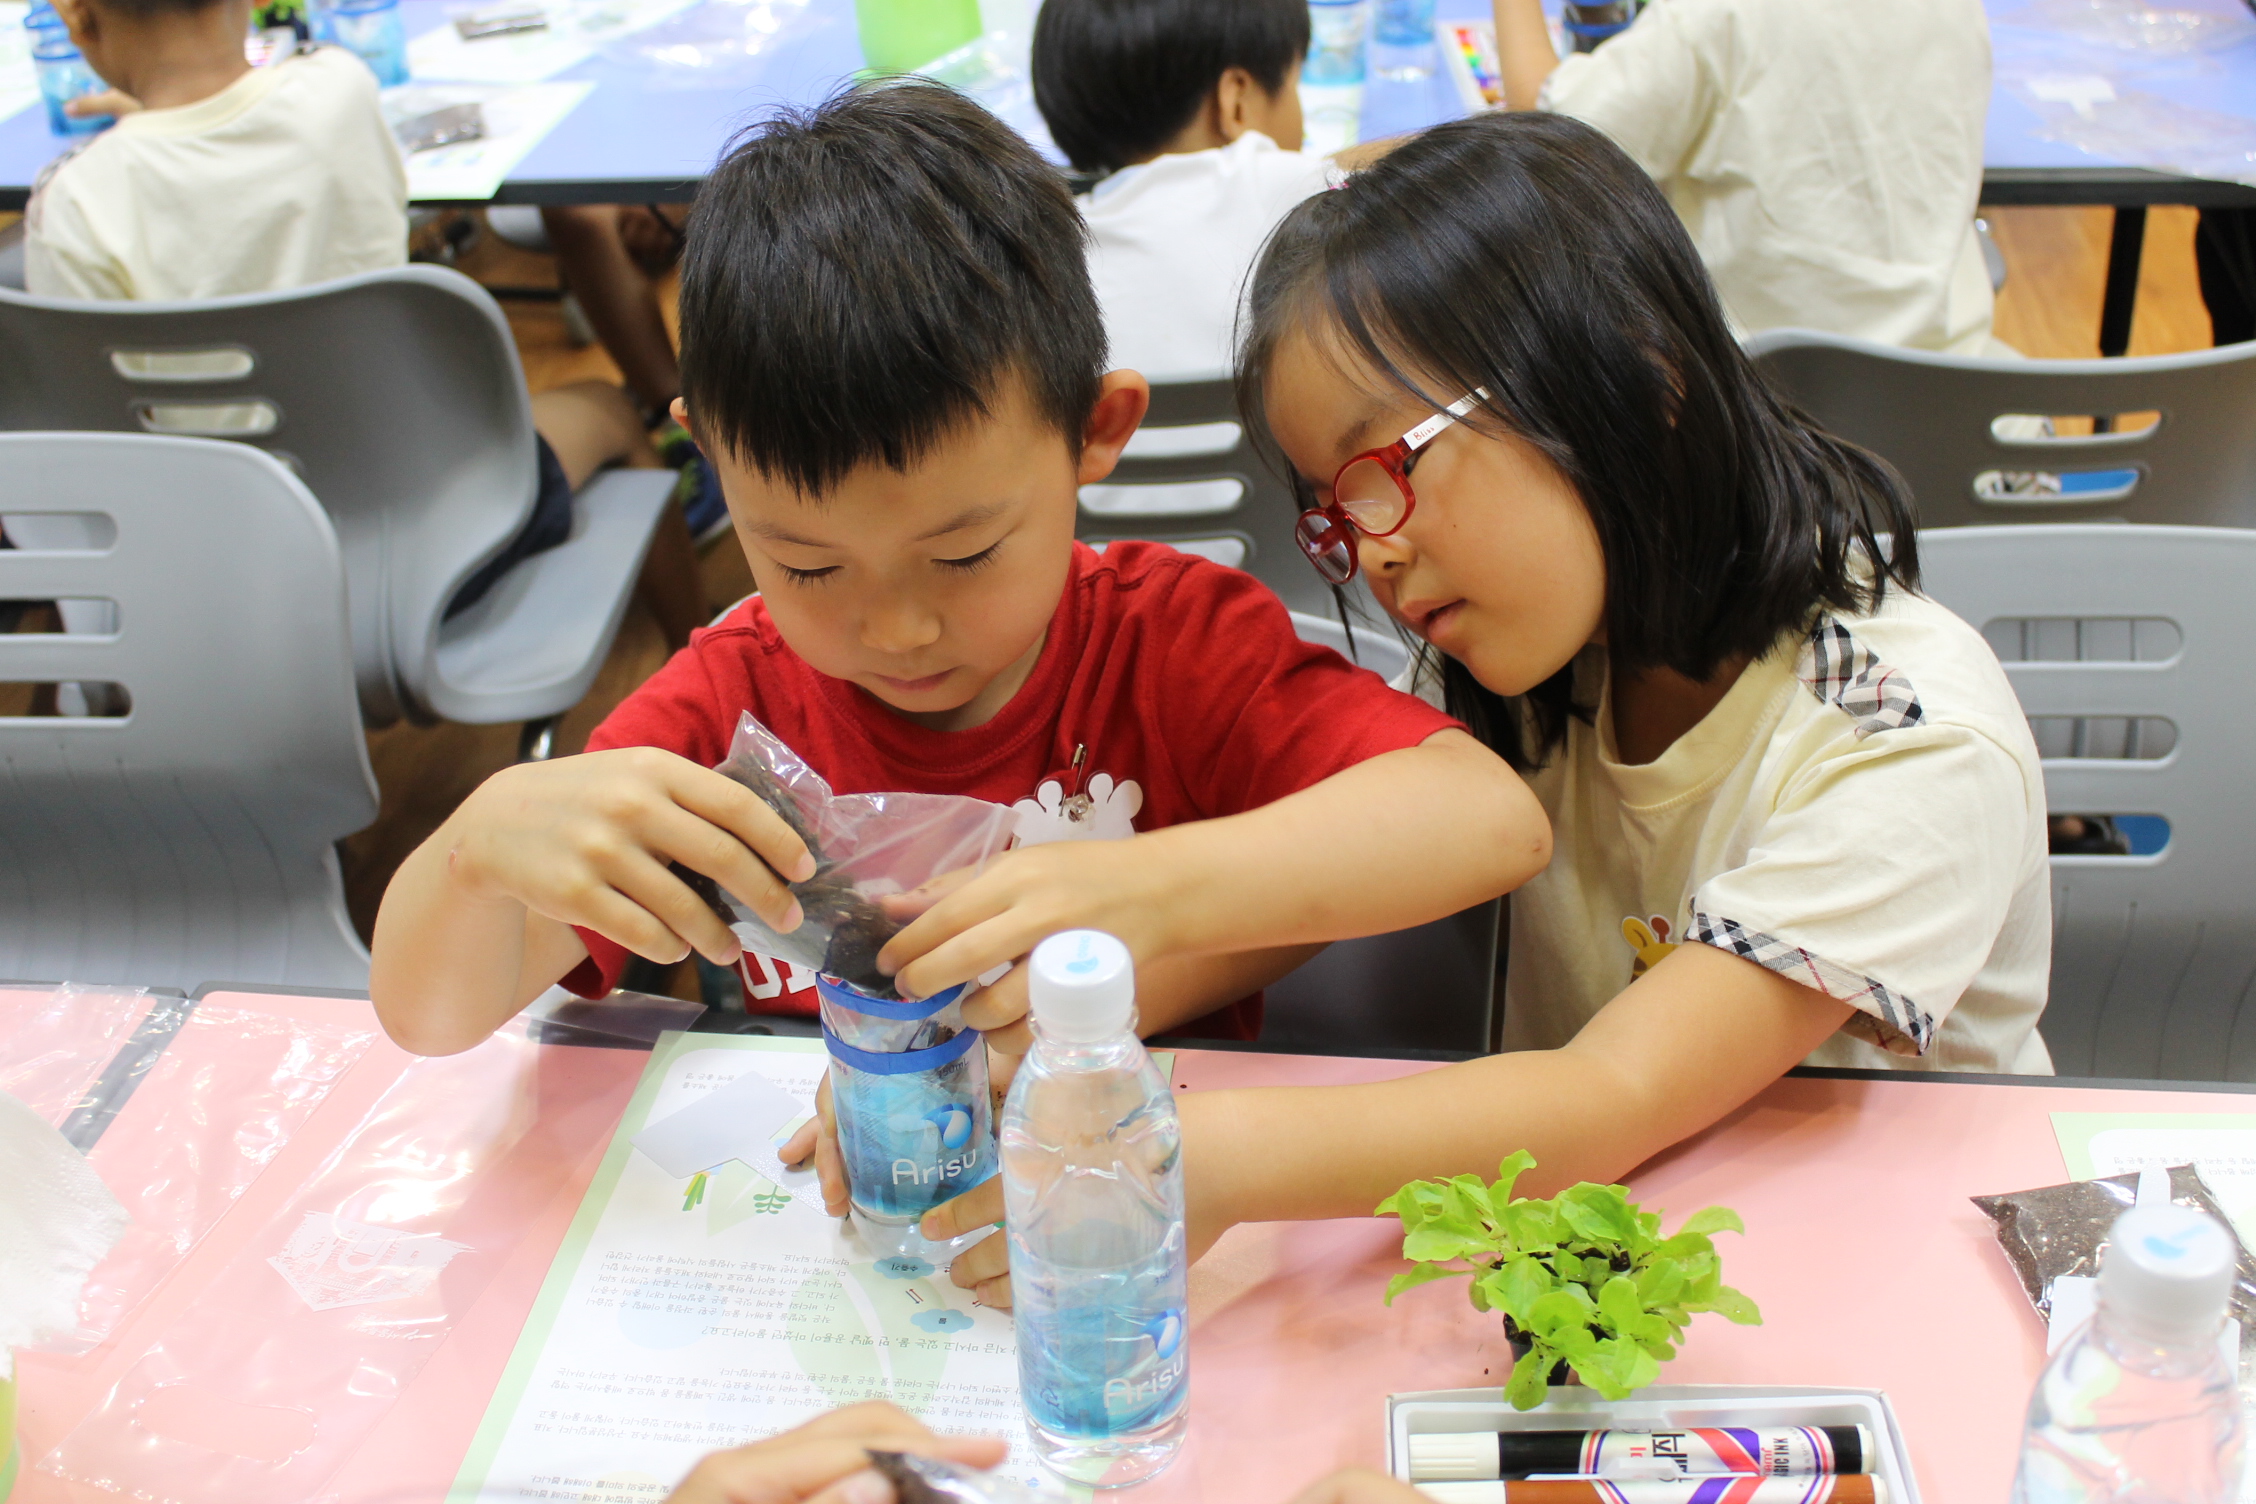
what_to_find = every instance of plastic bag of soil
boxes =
[679,712,1015,998]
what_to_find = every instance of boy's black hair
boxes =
[1032,0,1309,174]
[680,82,1106,497]
[1236,111,1919,771]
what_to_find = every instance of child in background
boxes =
[1491,0,2000,353]
[1033,0,1331,382]
[923,112,2050,1309]
[369,84,1543,1070]
[23,0,705,643]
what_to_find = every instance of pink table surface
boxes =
[16,995,2256,1504]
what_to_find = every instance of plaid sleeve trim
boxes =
[1687,910,1935,1056]
[1798,618,1925,739]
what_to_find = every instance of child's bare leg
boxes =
[540,204,682,417]
[530,381,706,650]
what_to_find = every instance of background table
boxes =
[13,987,2256,1504]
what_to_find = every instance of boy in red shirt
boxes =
[368,85,1545,1068]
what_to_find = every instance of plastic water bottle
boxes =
[2013,1204,2246,1504]
[1003,931,1188,1488]
[327,0,407,85]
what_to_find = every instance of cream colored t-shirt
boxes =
[1080,131,1336,382]
[1473,587,2052,1072]
[1540,0,1996,354]
[25,46,408,301]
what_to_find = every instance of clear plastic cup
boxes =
[27,8,112,136]
[818,977,994,1238]
[1303,0,1370,85]
[329,0,408,85]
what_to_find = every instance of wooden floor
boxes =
[312,205,2222,969]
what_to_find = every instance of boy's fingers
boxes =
[945,1225,1009,1289]
[874,857,1035,975]
[780,1118,817,1167]
[920,1175,1003,1244]
[893,909,1061,1004]
[667,762,819,884]
[957,965,1029,1034]
[814,1114,849,1216]
[972,1271,1013,1310]
[636,800,802,936]
[603,847,751,965]
[540,878,697,967]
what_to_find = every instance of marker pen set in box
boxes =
[1408,1427,1881,1504]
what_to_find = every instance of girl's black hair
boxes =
[1235,111,1918,770]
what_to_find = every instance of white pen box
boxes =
[1385,1386,1922,1504]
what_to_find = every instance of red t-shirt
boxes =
[566,541,1458,1037]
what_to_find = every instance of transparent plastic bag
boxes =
[0,983,158,1130]
[1999,68,2256,185]
[2002,0,2256,55]
[598,0,833,90]
[61,1001,377,1353]
[683,711,1016,999]
[41,1020,634,1504]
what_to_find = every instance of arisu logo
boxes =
[1101,1309,1187,1411]
[892,1140,983,1186]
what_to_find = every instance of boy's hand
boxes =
[876,838,1178,1011]
[65,89,140,118]
[447,746,817,967]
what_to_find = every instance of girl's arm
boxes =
[1492,0,1562,110]
[1183,942,1855,1225]
[876,728,1550,1005]
[926,941,1851,1306]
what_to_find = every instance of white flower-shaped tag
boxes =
[1010,771,1143,846]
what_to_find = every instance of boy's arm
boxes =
[877,728,1547,1005]
[929,943,1853,1306]
[370,747,817,1055]
[1492,0,1561,110]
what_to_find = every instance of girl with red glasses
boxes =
[993,110,2051,1289]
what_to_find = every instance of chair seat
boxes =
[429,466,675,724]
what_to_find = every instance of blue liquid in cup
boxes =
[330,0,408,85]
[820,978,994,1226]
[1373,0,1436,47]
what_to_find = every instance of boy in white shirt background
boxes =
[22,0,706,643]
[1491,0,2001,355]
[1032,0,1336,382]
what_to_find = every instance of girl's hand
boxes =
[445,746,817,967]
[914,1091,1234,1310]
[875,839,1180,1014]
[662,1400,1004,1504]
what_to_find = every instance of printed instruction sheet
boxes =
[453,1031,1053,1502]
[2055,1110,2256,1248]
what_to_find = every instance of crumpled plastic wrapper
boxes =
[1973,1163,2256,1385]
[676,712,1014,998]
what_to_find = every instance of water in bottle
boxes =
[2013,1203,2246,1504]
[26,2,112,136]
[1003,930,1188,1488]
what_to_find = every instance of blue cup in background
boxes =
[1373,0,1437,46]
[1303,0,1369,85]
[26,3,113,136]
[329,0,409,85]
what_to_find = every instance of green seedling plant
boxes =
[1376,1150,1762,1410]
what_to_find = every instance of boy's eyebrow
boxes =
[912,503,1008,542]
[742,519,841,548]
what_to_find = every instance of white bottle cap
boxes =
[1406,1433,1496,1481]
[1028,930,1135,1042]
[2100,1204,2235,1345]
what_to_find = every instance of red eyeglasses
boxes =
[1294,389,1486,585]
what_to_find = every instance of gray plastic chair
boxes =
[1253,611,1498,1056]
[1746,330,2256,530]
[1081,377,1343,616]
[0,266,675,730]
[0,432,376,992]
[1918,525,2256,1081]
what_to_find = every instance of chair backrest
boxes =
[1253,610,1495,1056]
[1080,377,1342,616]
[1917,525,2256,1080]
[1747,330,2256,531]
[0,432,378,991]
[0,267,541,726]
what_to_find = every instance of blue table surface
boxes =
[3,0,2252,203]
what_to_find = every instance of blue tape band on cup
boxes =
[814,974,967,1021]
[1562,17,1631,37]
[822,1020,981,1076]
